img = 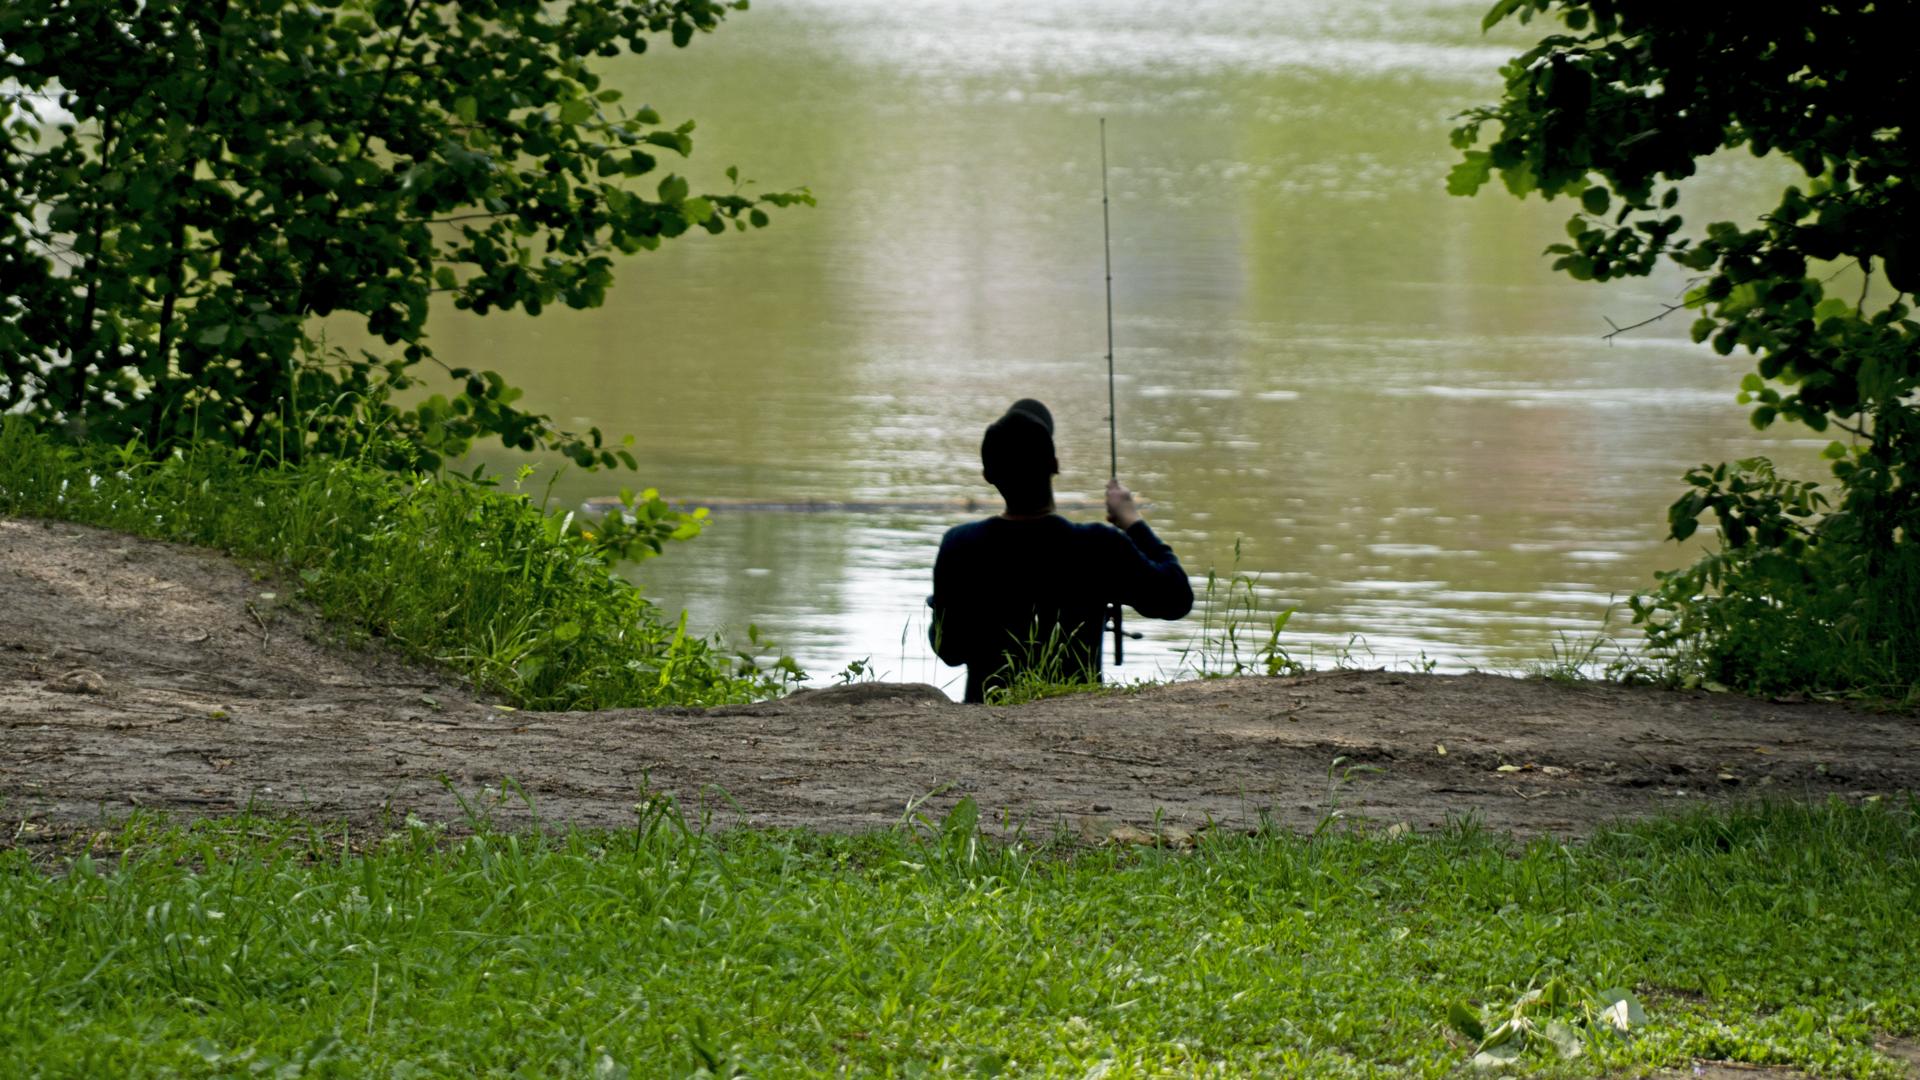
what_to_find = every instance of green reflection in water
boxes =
[378,0,1813,691]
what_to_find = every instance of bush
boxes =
[1453,2,1918,702]
[1631,458,1919,702]
[0,418,801,708]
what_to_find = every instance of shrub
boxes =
[0,418,801,708]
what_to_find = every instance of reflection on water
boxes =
[415,0,1812,695]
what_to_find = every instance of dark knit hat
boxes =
[981,398,1056,486]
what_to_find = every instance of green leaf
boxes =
[453,96,478,123]
[643,131,692,155]
[1447,152,1494,197]
[1479,1017,1525,1051]
[681,197,713,225]
[1500,160,1539,197]
[1812,298,1852,322]
[552,621,582,644]
[1448,1001,1487,1042]
[941,795,979,840]
[196,324,231,347]
[559,99,594,125]
[1580,185,1610,215]
[1482,0,1526,32]
[657,174,689,204]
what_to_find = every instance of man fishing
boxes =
[928,399,1193,703]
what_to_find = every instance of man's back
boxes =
[931,514,1192,702]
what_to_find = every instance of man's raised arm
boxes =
[1106,479,1193,620]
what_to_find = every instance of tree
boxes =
[1,0,809,467]
[1452,0,1916,695]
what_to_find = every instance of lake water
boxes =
[421,0,1819,694]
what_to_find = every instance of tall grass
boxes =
[0,419,798,708]
[1177,539,1304,679]
[2,798,1915,1076]
[982,620,1113,706]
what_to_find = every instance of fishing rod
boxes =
[1100,118,1142,668]
[1102,117,1118,485]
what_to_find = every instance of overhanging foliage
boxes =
[1455,0,1916,697]
[1,0,810,466]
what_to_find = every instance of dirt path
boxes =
[3,516,1916,844]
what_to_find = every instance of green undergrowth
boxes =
[984,622,1124,707]
[3,798,1916,1077]
[0,420,797,709]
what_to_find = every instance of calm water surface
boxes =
[423,0,1817,694]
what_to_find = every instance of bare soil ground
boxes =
[4,516,1915,845]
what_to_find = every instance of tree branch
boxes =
[414,211,518,224]
[152,0,233,425]
[1602,302,1687,343]
[372,0,431,115]
[72,114,115,367]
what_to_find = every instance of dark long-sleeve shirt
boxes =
[929,515,1193,703]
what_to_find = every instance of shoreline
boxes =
[5,515,1913,841]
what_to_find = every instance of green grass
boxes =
[0,419,796,709]
[3,798,1916,1077]
[1521,629,1626,684]
[1176,539,1304,681]
[983,622,1119,707]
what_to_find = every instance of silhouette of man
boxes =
[929,398,1193,703]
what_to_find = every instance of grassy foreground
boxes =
[3,799,1916,1077]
